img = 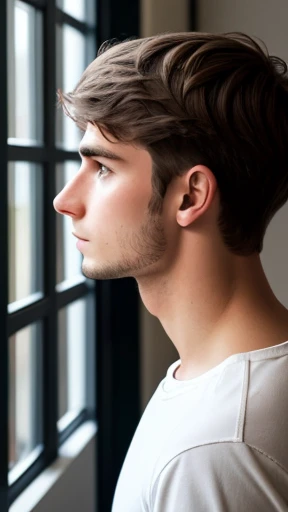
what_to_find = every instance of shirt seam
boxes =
[149,439,240,508]
[149,440,288,510]
[234,359,250,441]
[246,443,288,476]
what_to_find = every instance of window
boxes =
[0,0,97,508]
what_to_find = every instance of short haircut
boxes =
[58,32,288,255]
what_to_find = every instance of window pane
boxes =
[56,25,86,150]
[7,0,43,145]
[9,322,43,484]
[58,298,88,430]
[8,162,43,305]
[56,0,96,24]
[56,162,83,285]
[57,0,86,22]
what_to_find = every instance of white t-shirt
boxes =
[112,340,288,511]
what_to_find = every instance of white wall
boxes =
[140,0,288,411]
[197,0,288,60]
[141,0,190,36]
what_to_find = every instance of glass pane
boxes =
[7,0,43,145]
[57,0,86,22]
[56,161,83,285]
[56,25,86,151]
[9,322,43,483]
[56,0,96,24]
[8,162,43,305]
[58,298,89,430]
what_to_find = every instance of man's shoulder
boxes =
[244,349,288,471]
[150,441,288,512]
[152,355,288,482]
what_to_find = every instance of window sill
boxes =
[10,420,97,512]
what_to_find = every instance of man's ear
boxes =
[176,165,217,227]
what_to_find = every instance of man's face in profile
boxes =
[53,123,169,280]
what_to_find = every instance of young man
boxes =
[54,32,288,510]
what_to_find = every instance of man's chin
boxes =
[81,259,131,280]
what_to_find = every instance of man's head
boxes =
[54,31,288,280]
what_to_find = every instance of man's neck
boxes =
[137,251,288,381]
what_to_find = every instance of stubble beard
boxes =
[81,209,167,281]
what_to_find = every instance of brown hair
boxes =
[58,32,288,255]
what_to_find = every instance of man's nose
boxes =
[53,175,85,219]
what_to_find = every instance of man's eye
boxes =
[97,163,111,178]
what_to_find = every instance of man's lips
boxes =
[72,232,89,242]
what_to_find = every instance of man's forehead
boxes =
[80,123,148,160]
[84,121,118,142]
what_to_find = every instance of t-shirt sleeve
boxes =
[150,442,288,511]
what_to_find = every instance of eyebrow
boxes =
[79,144,124,161]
